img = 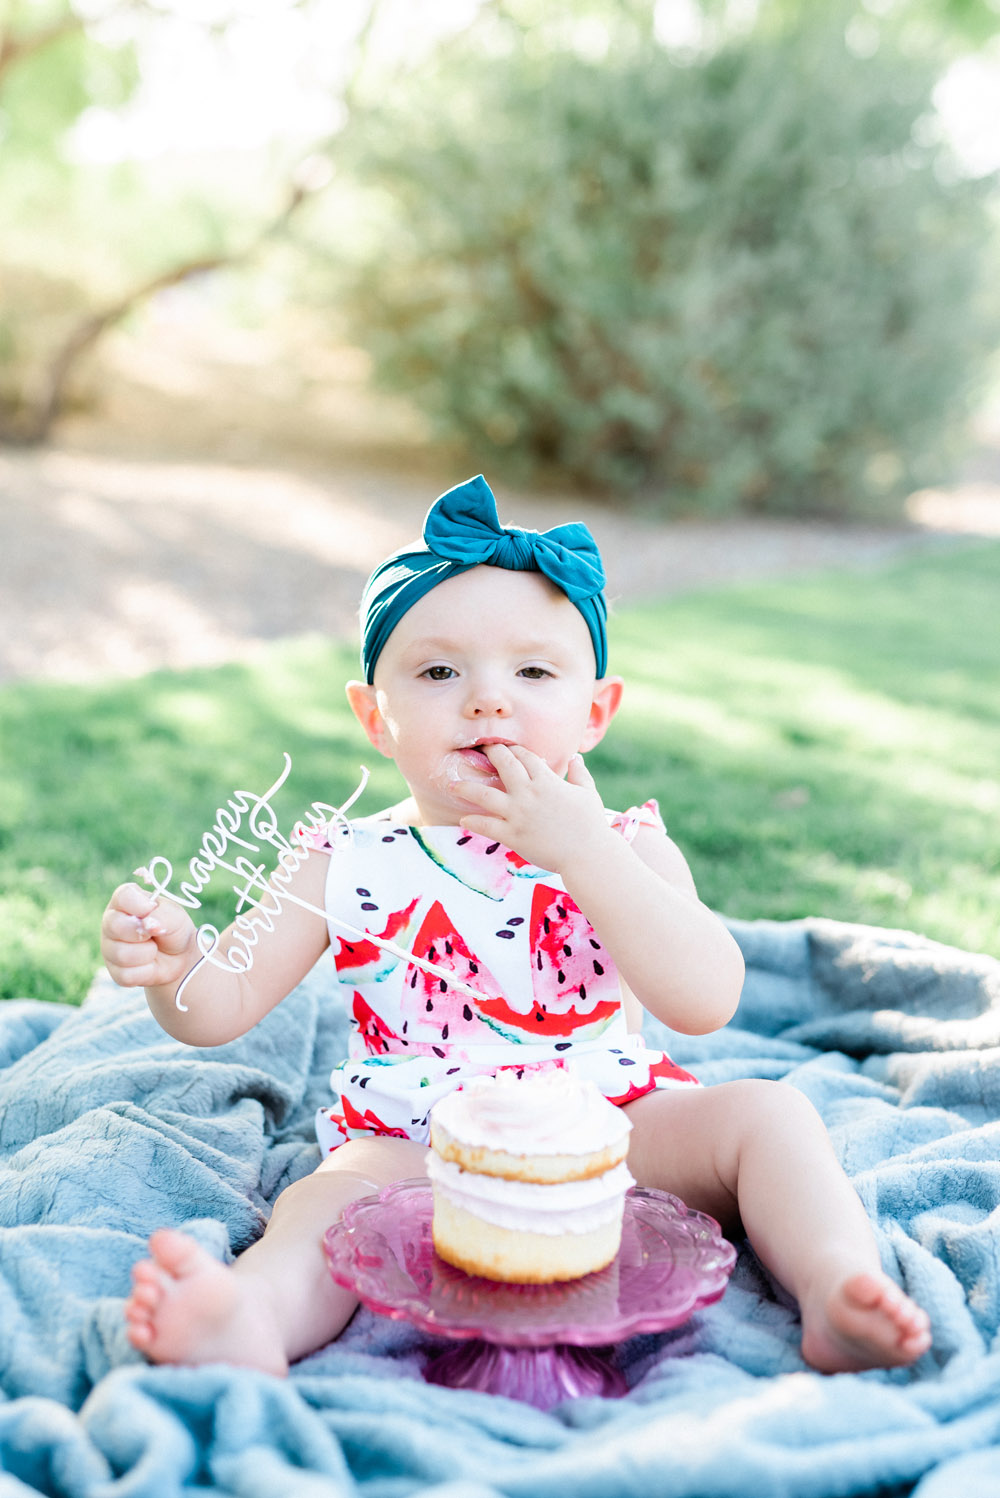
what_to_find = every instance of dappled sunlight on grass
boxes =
[1,543,998,1002]
[592,543,1000,956]
[622,682,776,755]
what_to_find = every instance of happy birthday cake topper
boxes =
[134,753,485,1010]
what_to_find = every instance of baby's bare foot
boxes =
[801,1270,931,1373]
[125,1229,288,1374]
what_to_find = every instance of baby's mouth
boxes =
[456,739,513,774]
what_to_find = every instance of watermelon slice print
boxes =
[334,898,420,985]
[523,885,620,1038]
[403,900,524,1041]
[351,991,405,1056]
[338,1093,410,1139]
[412,828,544,901]
[604,1052,699,1105]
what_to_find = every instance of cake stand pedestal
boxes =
[323,1179,735,1409]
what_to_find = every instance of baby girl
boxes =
[101,475,930,1376]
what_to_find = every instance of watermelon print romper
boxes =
[310,800,699,1153]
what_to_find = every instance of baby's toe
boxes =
[127,1279,161,1313]
[130,1258,161,1289]
[148,1227,207,1277]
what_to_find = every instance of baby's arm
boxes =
[100,852,330,1047]
[458,745,744,1035]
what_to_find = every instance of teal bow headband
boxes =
[360,475,608,682]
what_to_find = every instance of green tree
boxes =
[329,2,999,514]
[0,1,330,442]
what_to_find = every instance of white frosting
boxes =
[427,1155,634,1236]
[430,1070,632,1156]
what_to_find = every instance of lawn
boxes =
[1,540,997,1006]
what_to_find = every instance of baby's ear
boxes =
[579,675,624,752]
[346,681,391,757]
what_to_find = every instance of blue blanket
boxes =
[2,917,1000,1497]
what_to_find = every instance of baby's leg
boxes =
[624,1081,931,1373]
[125,1136,427,1372]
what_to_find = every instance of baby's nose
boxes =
[465,677,511,717]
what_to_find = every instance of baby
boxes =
[101,474,930,1376]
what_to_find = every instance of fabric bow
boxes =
[423,474,606,604]
[359,474,608,681]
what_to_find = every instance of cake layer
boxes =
[429,1071,631,1183]
[427,1154,634,1236]
[431,1191,625,1283]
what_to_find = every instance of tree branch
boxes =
[0,176,315,445]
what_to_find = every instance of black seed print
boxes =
[579,983,587,1000]
[469,961,479,975]
[356,888,370,897]
[428,944,437,961]
[536,952,543,971]
[439,979,448,992]
[543,917,551,935]
[557,970,566,984]
[557,905,567,919]
[610,1048,622,1055]
[350,1074,359,1084]
[410,972,418,989]
[593,961,604,975]
[555,1042,571,1052]
[562,943,572,957]
[402,1021,409,1034]
[441,1024,449,1040]
[463,1004,473,1022]
[486,842,500,854]
[359,1076,370,1087]
[433,1046,446,1058]
[426,999,434,1012]
[445,940,453,955]
[457,834,471,845]
[535,1012,545,1023]
[361,902,378,912]
[497,930,516,940]
[507,917,524,927]
[447,1067,461,1076]
[382,835,394,843]
[618,1058,636,1067]
[394,828,407,835]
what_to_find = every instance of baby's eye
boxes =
[422,665,456,681]
[518,666,552,680]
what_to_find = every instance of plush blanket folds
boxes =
[1,917,1000,1497]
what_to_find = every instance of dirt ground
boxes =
[3,322,1000,686]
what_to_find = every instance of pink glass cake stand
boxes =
[323,1179,735,1409]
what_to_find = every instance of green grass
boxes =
[2,541,998,1006]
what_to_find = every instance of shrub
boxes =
[331,9,999,515]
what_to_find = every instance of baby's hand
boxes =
[457,746,614,874]
[101,883,197,992]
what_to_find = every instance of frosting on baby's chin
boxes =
[433,1070,632,1155]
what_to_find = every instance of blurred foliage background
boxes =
[2,0,999,996]
[2,0,1000,515]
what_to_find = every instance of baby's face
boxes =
[349,566,620,825]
